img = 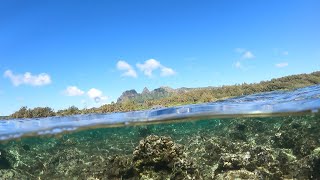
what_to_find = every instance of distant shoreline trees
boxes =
[5,71,320,119]
[10,106,55,119]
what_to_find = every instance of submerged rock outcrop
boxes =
[0,149,13,170]
[132,135,200,179]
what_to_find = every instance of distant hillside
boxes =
[7,71,320,119]
[116,86,175,103]
[117,86,209,103]
[117,89,139,103]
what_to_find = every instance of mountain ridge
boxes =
[117,86,211,103]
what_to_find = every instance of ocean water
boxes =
[1,85,320,179]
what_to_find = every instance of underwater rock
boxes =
[222,118,271,143]
[203,136,285,179]
[295,147,320,179]
[133,135,200,179]
[228,123,248,141]
[0,149,13,170]
[137,126,154,138]
[95,155,135,180]
[215,153,244,172]
[0,169,28,179]
[43,147,86,178]
[276,149,297,176]
[133,135,183,171]
[21,144,30,151]
[308,147,320,179]
[215,169,259,180]
[272,117,320,157]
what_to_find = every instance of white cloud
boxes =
[233,48,255,70]
[136,59,161,77]
[242,51,255,59]
[136,59,176,77]
[234,61,242,69]
[282,51,289,56]
[116,61,137,78]
[64,86,84,96]
[160,67,176,76]
[87,88,107,103]
[235,48,255,59]
[275,62,289,68]
[235,48,245,53]
[4,70,51,86]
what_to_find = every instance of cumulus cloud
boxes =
[116,61,137,78]
[160,67,176,76]
[63,86,84,96]
[4,70,51,86]
[235,48,246,53]
[136,59,161,77]
[234,61,242,69]
[136,59,176,77]
[233,48,255,70]
[275,62,289,68]
[235,48,255,59]
[242,51,255,59]
[87,88,107,103]
[62,86,108,105]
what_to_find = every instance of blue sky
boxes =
[0,0,319,115]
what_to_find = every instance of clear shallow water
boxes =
[1,85,320,179]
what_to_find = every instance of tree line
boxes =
[7,71,320,119]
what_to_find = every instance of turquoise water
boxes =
[1,85,320,179]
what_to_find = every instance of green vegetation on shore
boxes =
[6,71,320,119]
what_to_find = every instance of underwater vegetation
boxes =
[0,113,320,179]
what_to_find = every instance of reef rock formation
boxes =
[133,135,200,179]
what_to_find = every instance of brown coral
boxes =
[133,135,200,179]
